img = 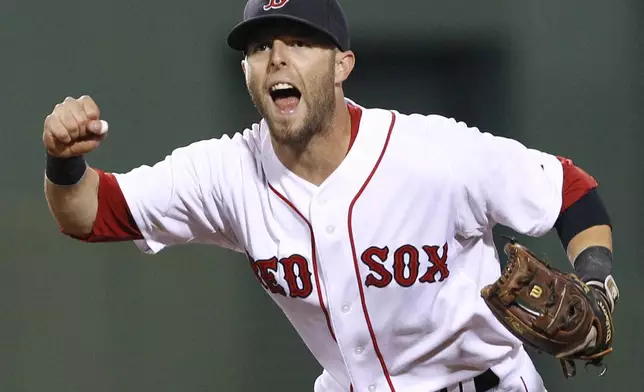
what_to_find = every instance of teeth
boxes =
[271,83,295,91]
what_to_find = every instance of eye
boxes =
[257,43,271,52]
[248,42,271,55]
[293,40,307,47]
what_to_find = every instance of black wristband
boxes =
[554,188,611,249]
[574,245,613,283]
[45,153,87,185]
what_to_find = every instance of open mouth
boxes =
[269,83,302,114]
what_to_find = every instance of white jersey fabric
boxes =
[114,99,563,392]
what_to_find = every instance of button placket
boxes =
[311,193,377,389]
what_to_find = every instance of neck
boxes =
[272,98,352,186]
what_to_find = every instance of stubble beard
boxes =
[248,65,336,153]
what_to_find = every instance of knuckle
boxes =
[80,96,100,116]
[60,112,77,129]
[52,104,66,117]
[43,132,55,147]
[57,109,69,121]
[87,107,99,118]
[71,104,87,121]
[44,114,56,129]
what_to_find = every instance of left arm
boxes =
[440,116,619,307]
[441,116,619,360]
[566,225,612,263]
[554,157,619,310]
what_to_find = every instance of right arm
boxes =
[42,95,239,253]
[43,95,108,238]
[44,165,100,238]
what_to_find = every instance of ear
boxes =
[241,58,250,85]
[334,50,355,84]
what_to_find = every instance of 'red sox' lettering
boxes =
[362,243,450,288]
[419,244,450,283]
[249,244,449,297]
[252,256,286,296]
[248,254,313,298]
[361,246,392,288]
[394,244,421,287]
[281,254,314,298]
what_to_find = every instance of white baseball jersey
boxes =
[114,98,563,392]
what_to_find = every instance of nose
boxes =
[269,39,289,69]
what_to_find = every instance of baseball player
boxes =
[41,0,619,391]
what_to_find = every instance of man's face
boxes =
[243,24,338,147]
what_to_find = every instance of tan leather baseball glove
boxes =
[481,238,615,378]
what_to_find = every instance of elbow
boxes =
[50,212,96,240]
[45,196,97,240]
[59,222,95,240]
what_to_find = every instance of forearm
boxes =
[566,224,612,265]
[45,165,100,237]
[555,191,618,307]
[552,155,614,283]
[567,225,617,292]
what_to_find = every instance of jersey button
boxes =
[341,304,351,313]
[326,225,335,234]
[368,384,376,391]
[354,346,363,355]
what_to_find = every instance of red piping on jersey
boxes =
[347,111,397,392]
[267,184,337,342]
[520,376,528,391]
[556,156,598,213]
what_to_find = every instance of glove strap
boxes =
[586,275,619,312]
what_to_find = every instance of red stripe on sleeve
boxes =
[557,156,598,213]
[68,169,143,242]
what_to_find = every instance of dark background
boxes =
[1,0,642,391]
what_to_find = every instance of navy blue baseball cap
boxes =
[227,0,350,52]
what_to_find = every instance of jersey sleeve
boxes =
[112,138,241,254]
[436,116,564,237]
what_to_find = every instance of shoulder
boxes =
[356,99,526,164]
[394,111,486,144]
[114,123,266,190]
[388,110,529,162]
[170,123,262,159]
[354,100,485,146]
[360,106,488,159]
[156,123,264,175]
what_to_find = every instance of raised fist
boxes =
[43,95,109,158]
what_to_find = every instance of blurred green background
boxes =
[1,0,642,391]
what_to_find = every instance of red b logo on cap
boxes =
[263,0,289,11]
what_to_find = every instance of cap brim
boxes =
[226,14,343,52]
